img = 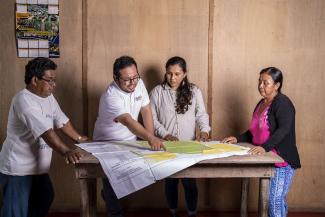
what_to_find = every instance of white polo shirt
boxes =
[0,89,69,175]
[93,79,150,141]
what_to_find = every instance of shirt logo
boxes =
[135,95,142,101]
[45,114,53,119]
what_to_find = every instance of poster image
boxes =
[16,1,59,58]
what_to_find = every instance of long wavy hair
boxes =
[163,56,194,114]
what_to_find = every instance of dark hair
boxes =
[25,57,57,85]
[164,56,193,114]
[260,67,283,93]
[113,56,138,78]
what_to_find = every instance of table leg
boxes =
[80,178,97,217]
[258,178,270,217]
[240,178,249,217]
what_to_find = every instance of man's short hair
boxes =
[25,57,57,85]
[113,56,138,78]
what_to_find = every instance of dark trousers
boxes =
[101,178,123,217]
[165,178,198,212]
[0,173,54,217]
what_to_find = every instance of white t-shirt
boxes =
[0,89,69,175]
[93,79,150,141]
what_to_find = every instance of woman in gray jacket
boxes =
[150,56,211,217]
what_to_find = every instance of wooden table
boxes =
[74,143,283,217]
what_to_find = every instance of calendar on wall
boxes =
[16,0,60,58]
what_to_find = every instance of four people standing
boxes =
[0,56,300,217]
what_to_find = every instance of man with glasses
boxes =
[0,57,88,217]
[93,55,164,217]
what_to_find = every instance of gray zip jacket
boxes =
[150,84,211,140]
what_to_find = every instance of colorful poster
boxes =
[16,0,59,58]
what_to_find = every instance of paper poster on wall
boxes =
[16,0,59,58]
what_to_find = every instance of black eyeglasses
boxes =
[118,75,140,84]
[39,77,56,85]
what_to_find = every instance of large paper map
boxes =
[78,141,249,198]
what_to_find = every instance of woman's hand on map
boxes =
[248,146,266,155]
[163,134,179,141]
[197,132,210,142]
[221,136,237,144]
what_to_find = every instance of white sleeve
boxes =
[51,95,69,128]
[15,102,52,139]
[194,87,211,133]
[100,93,128,120]
[139,80,150,107]
[149,87,170,138]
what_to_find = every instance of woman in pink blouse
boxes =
[222,67,301,217]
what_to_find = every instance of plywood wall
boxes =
[0,0,324,212]
[212,0,325,211]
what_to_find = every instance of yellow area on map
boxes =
[137,141,212,154]
[143,152,177,162]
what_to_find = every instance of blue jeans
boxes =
[0,173,54,217]
[268,165,295,217]
[165,178,198,212]
[101,178,123,217]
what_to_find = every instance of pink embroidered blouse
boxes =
[249,102,288,167]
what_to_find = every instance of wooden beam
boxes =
[207,0,214,127]
[82,0,89,136]
[205,0,214,207]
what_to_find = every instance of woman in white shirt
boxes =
[150,56,211,217]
